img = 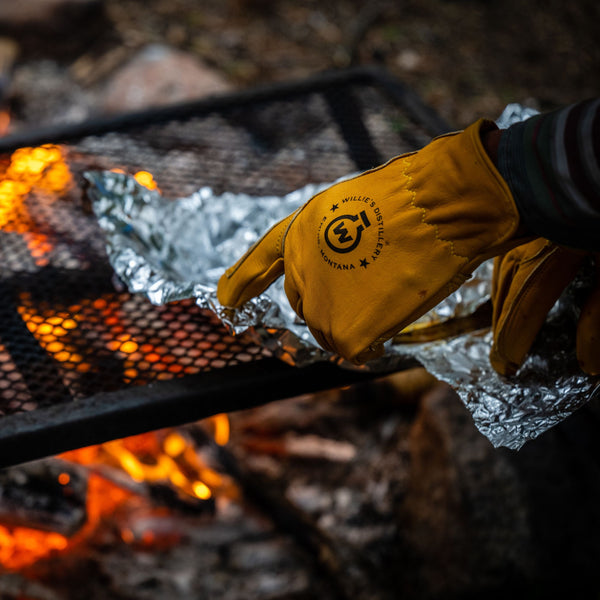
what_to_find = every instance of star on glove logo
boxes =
[316,195,385,273]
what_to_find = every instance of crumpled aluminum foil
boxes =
[85,104,599,450]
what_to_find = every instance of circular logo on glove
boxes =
[317,196,385,271]
[324,210,371,253]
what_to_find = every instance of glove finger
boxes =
[490,239,554,375]
[576,257,600,376]
[490,241,585,376]
[217,212,296,308]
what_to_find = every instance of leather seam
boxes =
[402,156,470,263]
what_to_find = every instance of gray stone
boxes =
[101,44,232,114]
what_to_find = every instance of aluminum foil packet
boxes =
[85,104,599,450]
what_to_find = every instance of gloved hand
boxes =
[490,237,600,376]
[217,119,525,364]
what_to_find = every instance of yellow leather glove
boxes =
[217,119,524,364]
[490,238,600,376]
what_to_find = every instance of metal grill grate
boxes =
[0,67,446,466]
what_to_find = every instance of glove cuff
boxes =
[402,118,524,269]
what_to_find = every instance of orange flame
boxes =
[0,526,69,571]
[0,144,73,264]
[2,162,237,569]
[62,423,233,502]
[134,170,159,191]
[205,413,230,446]
[0,419,234,571]
[16,292,191,378]
[17,295,91,372]
[110,169,159,191]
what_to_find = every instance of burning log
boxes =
[0,415,237,575]
[239,433,357,462]
[0,459,86,537]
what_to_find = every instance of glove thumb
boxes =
[217,213,296,308]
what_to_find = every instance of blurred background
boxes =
[0,0,598,133]
[0,1,600,599]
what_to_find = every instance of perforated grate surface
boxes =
[0,159,268,416]
[0,68,446,464]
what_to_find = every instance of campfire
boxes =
[0,109,407,597]
[0,65,591,599]
[0,415,234,572]
[0,142,238,572]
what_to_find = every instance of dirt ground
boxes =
[97,0,600,127]
[4,0,598,129]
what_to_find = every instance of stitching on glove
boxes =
[401,157,470,263]
[280,208,302,255]
[275,223,286,255]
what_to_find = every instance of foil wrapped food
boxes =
[85,104,599,450]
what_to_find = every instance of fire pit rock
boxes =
[100,44,233,113]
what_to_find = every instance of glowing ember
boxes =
[17,292,199,379]
[0,525,68,571]
[111,169,159,191]
[17,295,90,371]
[207,413,230,446]
[134,170,159,191]
[58,472,71,486]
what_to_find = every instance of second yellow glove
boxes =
[218,119,524,364]
[490,238,600,376]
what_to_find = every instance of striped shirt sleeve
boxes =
[496,99,600,250]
